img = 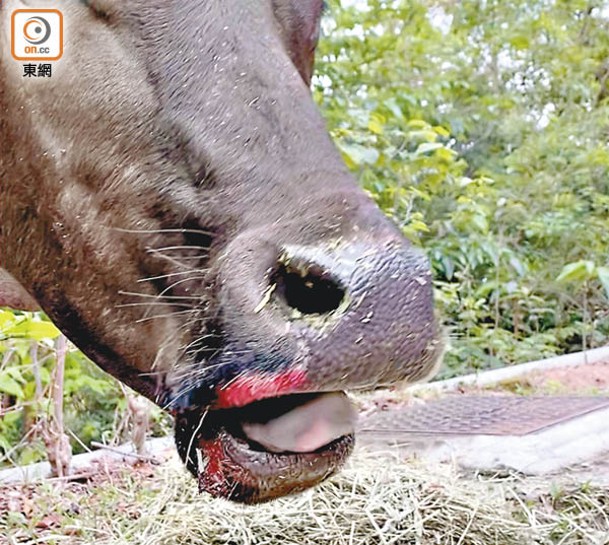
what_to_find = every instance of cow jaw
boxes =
[175,392,356,504]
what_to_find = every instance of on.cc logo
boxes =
[22,16,52,45]
[11,9,63,62]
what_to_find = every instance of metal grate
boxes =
[359,396,609,437]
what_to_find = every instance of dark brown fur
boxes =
[0,0,442,502]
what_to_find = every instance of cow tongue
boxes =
[241,392,356,454]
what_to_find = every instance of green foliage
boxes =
[317,0,609,376]
[0,313,170,466]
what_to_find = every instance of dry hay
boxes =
[2,449,609,545]
[80,455,609,544]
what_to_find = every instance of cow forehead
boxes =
[81,0,323,19]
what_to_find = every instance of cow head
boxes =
[0,0,442,503]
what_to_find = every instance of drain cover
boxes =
[359,396,609,437]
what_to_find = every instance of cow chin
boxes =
[174,392,356,504]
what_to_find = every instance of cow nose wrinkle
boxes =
[272,262,345,315]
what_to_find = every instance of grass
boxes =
[1,448,609,545]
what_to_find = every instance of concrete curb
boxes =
[410,345,609,394]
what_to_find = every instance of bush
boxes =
[317,0,609,376]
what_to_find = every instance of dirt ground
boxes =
[519,360,609,394]
[352,361,609,423]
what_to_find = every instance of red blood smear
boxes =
[199,436,252,499]
[215,368,308,408]
[202,439,225,483]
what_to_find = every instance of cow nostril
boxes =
[271,262,345,315]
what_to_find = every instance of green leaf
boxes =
[6,366,25,383]
[0,373,25,398]
[509,35,530,50]
[556,261,596,284]
[433,125,450,138]
[337,142,380,166]
[416,142,444,155]
[383,98,404,120]
[0,310,17,331]
[408,220,430,233]
[435,147,458,162]
[407,119,430,130]
[368,113,386,135]
[409,130,438,143]
[597,267,609,300]
[3,319,61,341]
[509,256,526,277]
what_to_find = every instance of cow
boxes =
[0,0,442,504]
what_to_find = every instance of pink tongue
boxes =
[241,392,356,453]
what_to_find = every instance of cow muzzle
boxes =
[172,226,442,503]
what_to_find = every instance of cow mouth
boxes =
[175,391,356,504]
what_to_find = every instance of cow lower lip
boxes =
[176,392,356,504]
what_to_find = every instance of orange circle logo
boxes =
[23,16,51,45]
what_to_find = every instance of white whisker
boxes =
[119,290,199,301]
[141,276,206,319]
[149,245,211,252]
[113,227,214,236]
[117,302,194,309]
[135,309,200,324]
[185,409,208,467]
[147,252,199,270]
[137,270,206,283]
